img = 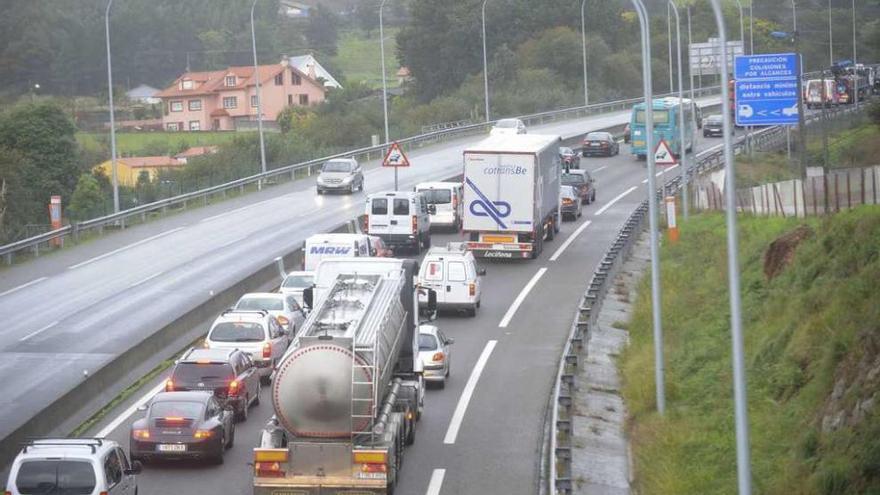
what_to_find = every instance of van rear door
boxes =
[420,258,446,304]
[445,260,473,305]
[368,197,391,235]
[389,197,413,235]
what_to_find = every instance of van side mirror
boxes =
[477,268,487,276]
[446,337,455,345]
[303,287,314,309]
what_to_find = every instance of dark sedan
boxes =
[130,391,234,465]
[561,170,596,204]
[703,114,727,137]
[559,146,581,169]
[560,185,583,220]
[582,131,620,157]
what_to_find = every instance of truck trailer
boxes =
[462,134,562,259]
[253,258,435,494]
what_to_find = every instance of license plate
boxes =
[591,142,601,147]
[157,444,186,452]
[634,140,645,146]
[355,472,388,480]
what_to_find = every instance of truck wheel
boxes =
[532,228,543,259]
[413,236,422,254]
[546,220,555,241]
[423,234,431,249]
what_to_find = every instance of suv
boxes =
[166,347,261,422]
[316,157,363,194]
[6,438,141,495]
[205,309,296,385]
[365,191,435,253]
[561,169,596,204]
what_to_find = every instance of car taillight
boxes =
[432,352,445,362]
[228,379,240,396]
[132,429,150,439]
[164,379,173,392]
[255,449,289,478]
[469,283,476,296]
[276,315,289,328]
[562,198,573,205]
[452,196,458,209]
[255,462,286,477]
[412,215,418,234]
[262,342,272,359]
[194,430,213,439]
[363,214,369,231]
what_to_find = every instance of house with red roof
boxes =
[156,58,327,132]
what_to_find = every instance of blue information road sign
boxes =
[734,53,799,126]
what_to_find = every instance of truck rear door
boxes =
[463,152,535,234]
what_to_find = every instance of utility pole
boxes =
[105,0,120,213]
[250,0,268,189]
[379,0,395,190]
[481,0,491,122]
[580,0,589,106]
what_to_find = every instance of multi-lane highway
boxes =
[71,130,721,494]
[0,96,720,448]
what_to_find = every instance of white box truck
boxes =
[462,134,562,259]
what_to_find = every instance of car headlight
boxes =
[317,176,325,184]
[341,176,353,183]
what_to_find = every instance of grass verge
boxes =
[622,207,880,494]
[334,29,400,89]
[77,130,240,157]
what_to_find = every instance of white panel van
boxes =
[417,243,485,316]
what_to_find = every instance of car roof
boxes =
[152,391,213,403]
[367,190,419,200]
[563,169,588,176]
[239,292,283,299]
[418,325,440,336]
[285,270,313,277]
[17,438,116,460]
[586,131,612,137]
[415,181,459,190]
[180,347,237,363]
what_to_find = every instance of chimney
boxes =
[306,62,317,80]
[280,55,289,67]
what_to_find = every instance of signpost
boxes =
[734,53,800,126]
[654,139,678,166]
[49,195,62,247]
[382,141,410,191]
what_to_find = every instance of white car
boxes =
[415,181,464,230]
[418,243,485,316]
[6,438,141,495]
[490,118,526,136]
[279,270,314,306]
[418,325,454,388]
[204,308,293,384]
[234,292,307,336]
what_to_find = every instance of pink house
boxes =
[157,58,327,132]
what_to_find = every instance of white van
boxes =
[415,181,463,230]
[417,243,485,316]
[365,191,434,253]
[303,233,372,271]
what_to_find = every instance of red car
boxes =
[369,235,393,257]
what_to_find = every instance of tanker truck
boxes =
[253,257,436,494]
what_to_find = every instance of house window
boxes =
[189,120,201,131]
[188,99,202,111]
[166,122,180,131]
[223,96,238,109]
[182,79,193,90]
[298,94,309,106]
[288,94,293,105]
[225,75,236,87]
[170,100,183,112]
[251,95,259,108]
[292,73,302,85]
[275,72,283,85]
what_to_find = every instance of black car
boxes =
[559,146,581,169]
[130,391,234,464]
[561,170,596,204]
[560,185,583,220]
[166,348,260,422]
[582,131,620,157]
[703,114,726,137]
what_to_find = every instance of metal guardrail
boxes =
[0,86,723,265]
[546,103,857,494]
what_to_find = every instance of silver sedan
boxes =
[418,325,454,389]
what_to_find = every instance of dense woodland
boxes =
[0,0,879,241]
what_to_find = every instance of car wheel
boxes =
[468,304,477,317]
[212,449,225,465]
[591,191,596,203]
[226,423,235,449]
[253,382,261,406]
[317,188,323,195]
[236,399,248,422]
[359,180,364,192]
[350,182,356,194]
[577,206,583,218]
[438,379,446,390]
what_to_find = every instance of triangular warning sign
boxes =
[382,142,410,168]
[653,139,678,166]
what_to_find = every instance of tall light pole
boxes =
[630,0,665,416]
[828,0,834,65]
[379,0,395,189]
[670,1,688,220]
[688,5,695,101]
[792,0,807,173]
[481,0,491,122]
[709,1,753,492]
[749,1,754,54]
[580,0,589,106]
[734,0,745,55]
[667,3,674,92]
[104,0,120,213]
[250,0,268,188]
[852,0,858,110]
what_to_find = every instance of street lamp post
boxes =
[105,0,120,213]
[481,0,491,122]
[630,0,665,416]
[828,0,833,65]
[708,2,753,493]
[734,0,745,54]
[379,0,395,189]
[580,0,589,106]
[669,1,688,220]
[667,3,674,92]
[749,1,754,55]
[250,0,268,189]
[792,0,807,173]
[852,0,858,110]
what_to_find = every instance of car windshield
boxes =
[209,322,265,342]
[561,173,586,185]
[174,363,233,382]
[419,333,438,351]
[16,460,96,495]
[236,297,283,311]
[322,160,351,173]
[560,147,573,155]
[708,116,723,124]
[149,401,204,419]
[586,133,609,141]
[496,119,518,128]
[282,274,314,289]
[418,189,452,204]
[561,186,576,197]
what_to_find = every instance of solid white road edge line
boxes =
[426,469,446,495]
[128,271,163,289]
[549,221,592,262]
[593,165,608,173]
[199,198,276,223]
[96,381,167,438]
[594,186,637,216]
[498,268,547,328]
[19,320,58,342]
[443,340,497,445]
[69,227,185,270]
[0,276,49,298]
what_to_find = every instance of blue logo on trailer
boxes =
[734,53,799,126]
[465,178,510,229]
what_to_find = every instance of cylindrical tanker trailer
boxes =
[253,258,436,495]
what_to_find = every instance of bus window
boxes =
[634,109,670,125]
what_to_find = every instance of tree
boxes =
[68,173,106,221]
[305,5,339,56]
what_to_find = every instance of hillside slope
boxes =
[622,207,880,494]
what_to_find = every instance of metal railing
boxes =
[546,104,858,494]
[0,86,722,265]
